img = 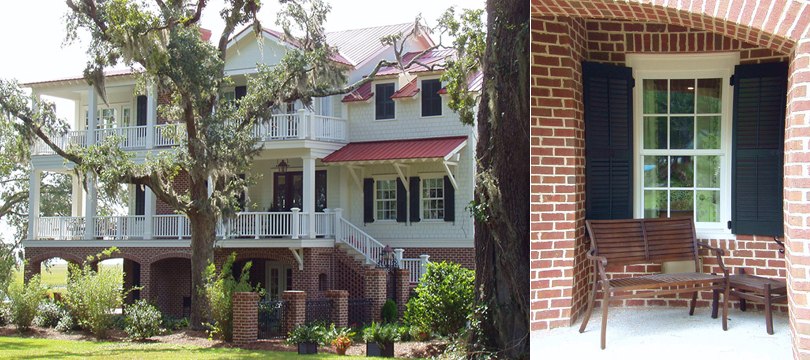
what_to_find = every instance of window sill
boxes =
[695,229,736,240]
[374,118,397,122]
[419,114,444,119]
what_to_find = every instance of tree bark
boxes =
[469,0,529,358]
[188,210,217,330]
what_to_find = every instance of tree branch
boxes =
[0,190,28,220]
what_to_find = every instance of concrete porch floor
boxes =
[531,307,790,359]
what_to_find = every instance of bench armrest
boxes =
[698,241,729,277]
[586,249,610,282]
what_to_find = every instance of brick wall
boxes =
[156,172,190,215]
[334,248,366,298]
[232,292,259,345]
[150,257,191,317]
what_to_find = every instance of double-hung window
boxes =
[375,179,397,221]
[421,178,444,220]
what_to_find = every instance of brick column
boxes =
[394,269,410,318]
[364,268,387,322]
[232,292,259,345]
[325,290,348,328]
[140,262,152,303]
[530,16,588,331]
[282,290,306,334]
[24,259,41,283]
[785,38,810,359]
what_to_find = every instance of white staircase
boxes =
[335,217,385,265]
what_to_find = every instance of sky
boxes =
[0,0,484,244]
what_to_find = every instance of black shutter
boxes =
[235,86,247,100]
[375,83,395,120]
[583,61,633,220]
[421,79,442,116]
[409,177,421,223]
[135,186,145,216]
[363,178,374,223]
[396,179,407,223]
[444,176,455,222]
[136,95,147,126]
[731,62,787,236]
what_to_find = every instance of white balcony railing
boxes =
[313,115,347,141]
[35,217,85,240]
[94,216,146,240]
[153,214,190,239]
[400,259,423,284]
[94,126,148,149]
[32,131,86,155]
[154,123,185,147]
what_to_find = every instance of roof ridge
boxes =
[325,22,412,35]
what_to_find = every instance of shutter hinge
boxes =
[729,75,735,86]
[727,220,733,230]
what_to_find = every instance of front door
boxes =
[265,261,292,299]
[273,170,327,211]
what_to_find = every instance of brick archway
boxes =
[530,0,810,357]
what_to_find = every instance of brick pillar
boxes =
[785,38,810,359]
[140,262,152,303]
[325,290,348,328]
[23,259,41,283]
[364,268,386,322]
[394,269,410,318]
[530,16,588,331]
[282,290,306,334]
[232,292,259,346]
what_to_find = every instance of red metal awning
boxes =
[322,136,467,164]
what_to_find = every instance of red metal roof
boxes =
[391,78,419,99]
[341,81,374,103]
[322,136,467,163]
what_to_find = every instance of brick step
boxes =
[335,242,375,268]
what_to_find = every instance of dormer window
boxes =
[375,83,395,120]
[421,79,442,117]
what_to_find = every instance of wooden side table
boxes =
[712,269,787,335]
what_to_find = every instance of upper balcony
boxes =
[32,111,347,156]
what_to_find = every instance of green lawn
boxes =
[12,261,122,290]
[0,336,371,359]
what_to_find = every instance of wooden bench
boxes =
[711,269,787,335]
[579,217,730,349]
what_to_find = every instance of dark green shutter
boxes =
[583,62,634,220]
[136,95,147,126]
[363,178,374,223]
[444,176,455,222]
[731,62,787,236]
[409,177,421,222]
[234,86,247,100]
[396,179,407,223]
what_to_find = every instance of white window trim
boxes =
[420,176,445,221]
[627,53,738,238]
[373,177,398,222]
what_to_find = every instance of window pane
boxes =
[696,190,720,222]
[670,116,694,149]
[643,116,667,149]
[696,116,720,149]
[670,79,695,114]
[643,79,668,114]
[644,156,668,187]
[696,156,720,188]
[670,156,694,187]
[670,190,694,218]
[697,78,722,114]
[644,190,668,218]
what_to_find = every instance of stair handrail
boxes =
[337,217,385,265]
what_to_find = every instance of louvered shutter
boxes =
[136,95,147,126]
[234,86,247,100]
[443,176,455,222]
[409,177,421,223]
[135,186,145,216]
[363,178,374,223]
[583,62,634,220]
[731,62,787,236]
[396,179,407,223]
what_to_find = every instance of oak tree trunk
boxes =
[469,0,529,358]
[188,210,217,330]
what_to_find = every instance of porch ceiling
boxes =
[530,0,806,56]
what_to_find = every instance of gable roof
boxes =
[325,23,416,66]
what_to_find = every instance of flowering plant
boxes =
[331,334,353,355]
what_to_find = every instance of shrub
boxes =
[0,302,11,326]
[34,300,66,328]
[202,252,258,341]
[362,322,400,344]
[403,261,474,337]
[162,316,189,331]
[55,313,76,332]
[124,300,163,340]
[381,299,398,323]
[7,275,47,330]
[62,248,128,338]
[397,324,411,342]
[286,323,326,345]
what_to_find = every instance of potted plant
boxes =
[363,322,400,358]
[287,324,324,355]
[326,324,356,356]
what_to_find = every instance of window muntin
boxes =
[421,79,442,117]
[375,83,395,120]
[421,178,444,220]
[375,179,397,220]
[640,78,723,224]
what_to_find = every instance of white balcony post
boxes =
[146,82,157,148]
[177,217,183,240]
[144,187,155,239]
[291,208,300,239]
[333,208,343,241]
[419,254,430,276]
[254,213,260,239]
[27,170,41,240]
[302,156,316,239]
[394,249,405,269]
[86,86,98,146]
[84,173,98,239]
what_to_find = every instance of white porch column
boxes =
[393,249,404,269]
[419,254,430,276]
[71,174,83,217]
[84,173,97,239]
[146,82,157,148]
[27,170,41,240]
[333,208,343,240]
[144,187,155,239]
[302,156,316,239]
[86,86,97,146]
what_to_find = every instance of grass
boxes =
[12,261,122,290]
[0,336,373,359]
